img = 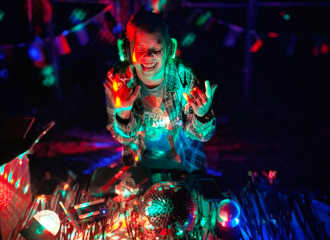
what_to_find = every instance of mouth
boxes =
[141,62,157,72]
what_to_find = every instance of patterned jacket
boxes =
[105,58,216,172]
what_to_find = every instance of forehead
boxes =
[133,30,163,47]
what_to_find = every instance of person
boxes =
[104,10,217,173]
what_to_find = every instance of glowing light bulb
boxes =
[217,199,240,228]
[34,210,61,236]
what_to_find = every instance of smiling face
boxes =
[130,30,166,87]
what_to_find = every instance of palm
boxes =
[183,80,217,117]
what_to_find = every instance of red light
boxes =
[321,43,330,55]
[280,11,286,16]
[250,39,263,53]
[268,32,279,38]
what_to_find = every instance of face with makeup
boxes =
[130,30,166,87]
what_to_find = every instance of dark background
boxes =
[0,0,329,189]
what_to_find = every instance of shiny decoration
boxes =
[34,210,61,236]
[139,181,197,239]
[218,199,240,228]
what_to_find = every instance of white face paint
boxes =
[131,30,166,88]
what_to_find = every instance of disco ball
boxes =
[139,181,197,239]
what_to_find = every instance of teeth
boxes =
[143,63,156,67]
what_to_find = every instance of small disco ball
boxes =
[215,199,241,240]
[139,181,197,239]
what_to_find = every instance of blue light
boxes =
[28,43,43,62]
[62,30,70,36]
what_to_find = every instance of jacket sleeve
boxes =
[105,70,142,145]
[178,65,216,142]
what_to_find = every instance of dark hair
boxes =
[123,10,173,62]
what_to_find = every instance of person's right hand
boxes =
[104,68,141,120]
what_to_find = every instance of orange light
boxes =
[115,96,121,107]
[132,51,137,63]
[19,160,22,165]
[63,184,69,191]
[4,173,7,179]
[183,93,188,101]
[135,156,139,162]
[113,80,118,92]
[11,179,13,184]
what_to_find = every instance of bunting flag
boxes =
[53,34,71,55]
[287,35,297,56]
[223,24,244,48]
[202,17,217,32]
[28,38,45,62]
[74,25,90,46]
[250,35,263,53]
[42,0,53,24]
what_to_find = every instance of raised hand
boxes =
[183,80,217,117]
[104,67,141,119]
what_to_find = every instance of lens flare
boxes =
[132,51,137,63]
[115,96,121,107]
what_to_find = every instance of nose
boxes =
[146,49,154,57]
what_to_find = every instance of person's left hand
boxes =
[183,80,217,117]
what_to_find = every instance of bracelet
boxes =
[195,109,214,124]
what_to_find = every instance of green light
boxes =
[41,65,55,87]
[117,39,125,61]
[36,225,45,234]
[8,172,12,183]
[72,23,84,32]
[196,11,212,26]
[0,10,5,21]
[86,212,93,218]
[18,152,25,160]
[182,32,196,47]
[71,8,87,22]
[24,185,29,194]
[169,185,174,188]
[283,14,290,20]
[0,164,4,175]
[15,180,20,189]
[158,187,162,191]
[171,38,177,59]
[201,217,206,227]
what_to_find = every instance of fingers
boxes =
[183,92,197,110]
[205,80,212,99]
[192,87,207,105]
[128,85,141,102]
[122,85,133,100]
